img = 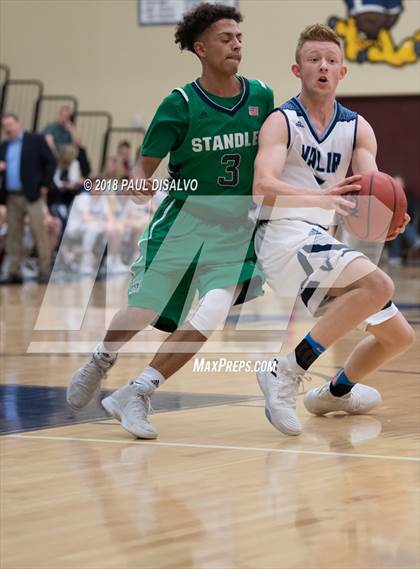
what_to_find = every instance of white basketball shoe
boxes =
[102,382,158,439]
[304,382,383,416]
[257,357,306,436]
[67,352,117,409]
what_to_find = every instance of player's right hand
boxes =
[141,177,155,195]
[131,177,154,204]
[324,175,361,216]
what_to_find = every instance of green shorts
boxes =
[128,195,264,332]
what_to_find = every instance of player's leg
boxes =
[66,197,185,410]
[308,259,394,347]
[66,252,181,412]
[66,305,158,410]
[255,220,394,436]
[276,261,395,422]
[304,308,415,415]
[101,286,238,439]
[341,311,415,380]
[143,249,264,381]
[102,213,264,438]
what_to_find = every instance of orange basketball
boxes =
[342,171,407,242]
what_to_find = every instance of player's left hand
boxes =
[386,213,411,241]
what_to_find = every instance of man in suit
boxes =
[0,113,56,284]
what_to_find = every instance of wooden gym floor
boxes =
[1,266,419,569]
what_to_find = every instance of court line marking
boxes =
[7,434,420,463]
[315,364,419,376]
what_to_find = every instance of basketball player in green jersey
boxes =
[66,3,276,438]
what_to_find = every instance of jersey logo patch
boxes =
[199,110,209,118]
[248,106,259,116]
[296,120,305,128]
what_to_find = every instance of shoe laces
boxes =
[77,355,107,383]
[296,372,312,395]
[137,393,154,415]
[92,352,116,374]
[272,359,311,405]
[126,389,154,422]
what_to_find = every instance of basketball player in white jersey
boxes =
[253,24,414,436]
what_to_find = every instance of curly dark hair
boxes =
[175,2,243,53]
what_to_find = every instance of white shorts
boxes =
[255,219,398,328]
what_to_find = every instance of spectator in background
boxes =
[43,207,62,262]
[43,106,91,179]
[64,193,127,277]
[43,105,80,152]
[0,201,6,267]
[102,155,124,182]
[122,199,155,264]
[116,140,133,180]
[100,157,129,273]
[49,144,83,233]
[388,175,420,266]
[0,113,56,284]
[61,157,127,277]
[54,144,82,192]
[77,144,91,178]
[102,155,154,264]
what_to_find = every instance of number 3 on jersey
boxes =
[218,153,241,187]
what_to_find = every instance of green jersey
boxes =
[142,77,274,221]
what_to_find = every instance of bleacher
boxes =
[0,63,145,174]
[0,63,156,283]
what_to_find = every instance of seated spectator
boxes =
[43,105,80,153]
[121,200,155,264]
[102,156,124,182]
[77,145,91,178]
[116,140,133,180]
[101,156,159,263]
[48,144,83,233]
[0,113,56,284]
[54,144,83,196]
[63,188,128,277]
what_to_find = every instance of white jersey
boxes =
[259,96,358,225]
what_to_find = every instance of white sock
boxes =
[95,342,117,362]
[133,366,165,394]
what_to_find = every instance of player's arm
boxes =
[351,115,378,173]
[130,91,188,204]
[253,112,361,215]
[130,156,163,204]
[352,115,409,238]
[252,112,289,204]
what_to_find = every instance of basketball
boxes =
[342,171,407,241]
